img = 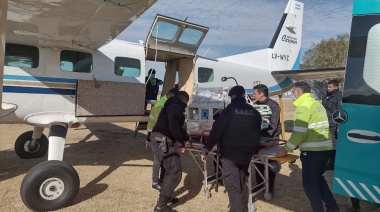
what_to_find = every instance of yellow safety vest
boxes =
[147,95,167,132]
[284,93,332,152]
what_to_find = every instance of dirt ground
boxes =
[0,100,375,212]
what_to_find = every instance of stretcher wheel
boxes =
[204,190,210,198]
[269,161,280,172]
[264,192,273,201]
[248,202,256,212]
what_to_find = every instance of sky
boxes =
[117,0,353,76]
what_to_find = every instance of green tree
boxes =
[301,33,349,69]
[300,33,349,99]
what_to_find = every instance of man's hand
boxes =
[201,154,207,163]
[276,147,288,157]
[180,147,186,154]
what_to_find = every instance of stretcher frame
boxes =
[186,136,222,198]
[186,136,298,212]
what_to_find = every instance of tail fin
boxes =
[269,0,303,70]
[218,0,303,71]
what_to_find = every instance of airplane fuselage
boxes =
[1,39,294,127]
[1,40,149,126]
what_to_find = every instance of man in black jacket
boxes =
[253,84,281,195]
[201,86,262,212]
[151,91,189,212]
[322,79,342,170]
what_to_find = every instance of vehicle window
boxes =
[198,67,214,83]
[4,43,39,68]
[60,50,92,73]
[114,57,141,77]
[342,15,380,106]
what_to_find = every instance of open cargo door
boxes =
[145,14,208,95]
[146,14,208,62]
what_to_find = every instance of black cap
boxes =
[228,85,245,96]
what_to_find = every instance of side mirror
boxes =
[221,77,227,82]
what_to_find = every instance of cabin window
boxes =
[198,67,214,83]
[60,50,92,73]
[114,57,141,77]
[4,43,39,68]
[152,21,179,41]
[179,28,204,46]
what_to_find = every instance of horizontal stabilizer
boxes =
[271,67,345,81]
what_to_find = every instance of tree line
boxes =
[300,33,349,99]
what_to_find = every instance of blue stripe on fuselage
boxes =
[245,77,294,94]
[4,75,77,84]
[3,86,76,95]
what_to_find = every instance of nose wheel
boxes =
[14,131,48,159]
[21,161,80,211]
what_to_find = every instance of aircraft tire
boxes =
[20,161,80,211]
[14,131,48,159]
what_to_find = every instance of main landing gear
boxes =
[21,161,80,211]
[20,123,80,211]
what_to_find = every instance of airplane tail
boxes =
[218,0,303,71]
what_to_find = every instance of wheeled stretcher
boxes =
[185,136,298,212]
[246,138,299,211]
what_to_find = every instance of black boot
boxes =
[152,181,162,191]
[154,195,172,212]
[170,197,179,203]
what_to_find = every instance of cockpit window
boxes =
[5,43,39,68]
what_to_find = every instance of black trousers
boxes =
[221,157,249,212]
[301,150,339,212]
[151,140,182,198]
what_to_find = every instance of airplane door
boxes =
[145,14,208,95]
[145,14,208,62]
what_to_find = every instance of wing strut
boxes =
[0,0,8,110]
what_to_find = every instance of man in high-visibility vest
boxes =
[276,82,340,212]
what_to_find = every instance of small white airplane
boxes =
[0,0,344,211]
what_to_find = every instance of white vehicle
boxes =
[0,0,344,211]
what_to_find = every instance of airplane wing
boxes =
[271,67,346,81]
[6,0,157,50]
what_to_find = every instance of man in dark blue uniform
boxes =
[150,91,189,212]
[201,86,262,212]
[145,69,163,109]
